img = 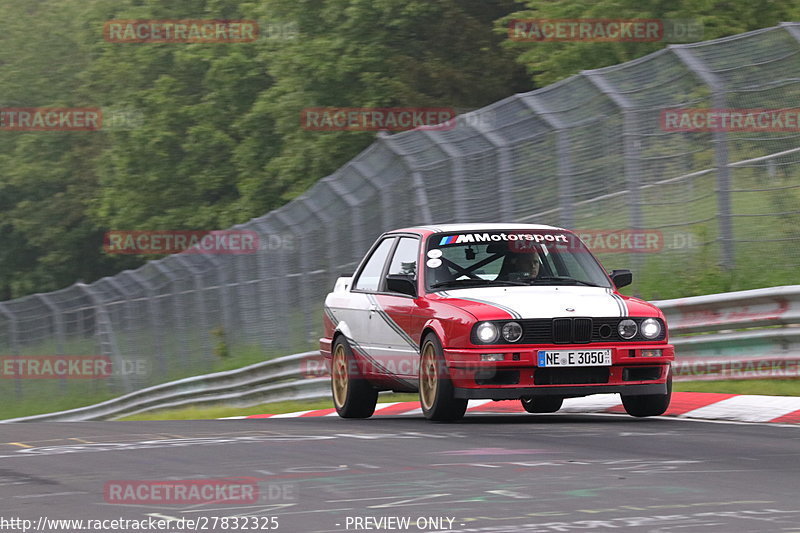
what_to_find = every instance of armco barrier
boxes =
[654,286,800,380]
[4,286,800,422]
[1,351,328,422]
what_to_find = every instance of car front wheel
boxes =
[419,334,468,421]
[331,336,378,418]
[622,376,672,417]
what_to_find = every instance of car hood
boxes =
[435,285,641,320]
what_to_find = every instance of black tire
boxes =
[622,375,672,417]
[331,336,378,418]
[520,396,563,413]
[419,334,468,421]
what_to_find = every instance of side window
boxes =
[387,237,419,278]
[353,238,395,291]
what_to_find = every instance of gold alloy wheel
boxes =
[419,342,438,411]
[332,343,349,408]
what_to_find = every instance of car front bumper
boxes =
[444,343,674,398]
[454,382,668,399]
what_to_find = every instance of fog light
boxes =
[641,349,662,357]
[481,353,505,362]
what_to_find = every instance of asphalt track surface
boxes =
[1,414,799,533]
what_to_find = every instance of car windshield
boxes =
[425,230,612,290]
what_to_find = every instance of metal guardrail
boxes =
[1,351,327,423]
[4,286,800,422]
[654,286,800,381]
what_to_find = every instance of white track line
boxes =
[680,395,800,423]
[560,394,621,412]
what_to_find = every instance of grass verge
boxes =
[674,379,800,397]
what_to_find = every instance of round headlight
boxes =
[501,321,523,342]
[618,319,638,339]
[476,322,499,343]
[641,318,662,339]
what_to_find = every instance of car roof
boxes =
[390,223,568,235]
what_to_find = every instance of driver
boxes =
[497,250,541,281]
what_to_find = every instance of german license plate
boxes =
[537,349,612,367]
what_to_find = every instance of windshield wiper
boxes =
[430,279,489,289]
[531,276,604,287]
[431,279,530,289]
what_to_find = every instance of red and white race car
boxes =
[320,224,674,421]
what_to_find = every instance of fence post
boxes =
[275,210,313,348]
[76,282,131,392]
[210,255,237,351]
[582,71,643,233]
[252,217,291,352]
[468,109,514,221]
[0,303,19,354]
[419,130,468,220]
[780,22,800,42]
[0,303,22,399]
[300,195,338,283]
[350,161,393,234]
[519,94,575,228]
[323,177,369,259]
[671,46,734,270]
[174,255,213,360]
[379,134,434,224]
[36,294,66,392]
[152,261,192,366]
[35,294,65,355]
[126,270,167,379]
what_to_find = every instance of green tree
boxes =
[238,0,531,213]
[503,0,800,85]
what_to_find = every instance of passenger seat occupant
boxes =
[431,263,456,285]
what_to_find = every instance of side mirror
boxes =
[610,269,633,289]
[385,274,417,297]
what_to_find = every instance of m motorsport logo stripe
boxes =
[439,291,522,320]
[326,305,399,377]
[366,294,419,351]
[323,305,337,326]
[608,290,628,317]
